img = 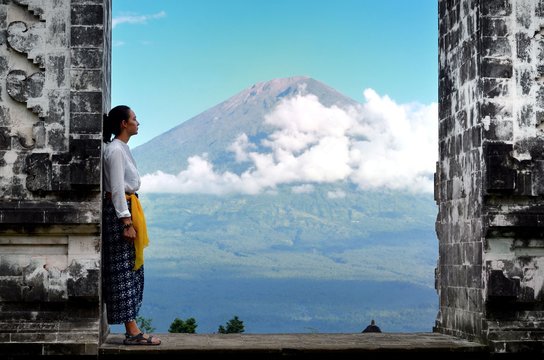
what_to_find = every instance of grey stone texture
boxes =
[437,0,544,353]
[99,333,488,360]
[0,0,110,357]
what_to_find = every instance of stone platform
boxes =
[99,332,491,359]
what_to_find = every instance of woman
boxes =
[102,105,161,345]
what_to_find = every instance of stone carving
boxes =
[7,21,45,69]
[6,70,44,106]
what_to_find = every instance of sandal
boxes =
[123,332,161,346]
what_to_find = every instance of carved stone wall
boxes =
[437,0,544,353]
[0,0,110,356]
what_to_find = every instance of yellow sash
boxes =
[126,193,149,271]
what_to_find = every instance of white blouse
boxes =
[103,139,141,218]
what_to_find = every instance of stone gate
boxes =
[0,0,110,356]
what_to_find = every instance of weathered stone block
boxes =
[0,208,44,224]
[482,36,511,58]
[481,0,512,16]
[24,153,52,192]
[70,113,102,134]
[51,153,71,164]
[70,69,101,91]
[484,143,515,191]
[481,78,509,98]
[482,17,508,37]
[481,100,512,119]
[481,58,513,79]
[71,48,102,69]
[69,138,101,159]
[487,269,520,298]
[71,26,103,47]
[70,158,100,186]
[71,5,103,26]
[70,91,102,113]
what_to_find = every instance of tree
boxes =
[136,316,155,333]
[169,317,197,333]
[218,315,245,334]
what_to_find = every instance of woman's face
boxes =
[124,109,139,136]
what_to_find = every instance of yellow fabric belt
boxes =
[125,193,149,271]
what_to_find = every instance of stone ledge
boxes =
[98,332,490,359]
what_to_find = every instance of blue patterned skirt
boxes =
[102,198,144,324]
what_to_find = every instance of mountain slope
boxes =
[133,76,361,175]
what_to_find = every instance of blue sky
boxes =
[112,0,438,149]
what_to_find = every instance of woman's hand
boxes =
[123,225,136,242]
[121,218,136,242]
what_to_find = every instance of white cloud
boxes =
[228,134,256,162]
[140,90,438,195]
[112,11,166,28]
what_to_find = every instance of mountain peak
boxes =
[218,76,359,115]
[223,76,313,110]
[248,75,311,93]
[133,76,361,175]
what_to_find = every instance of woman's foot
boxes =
[124,332,161,345]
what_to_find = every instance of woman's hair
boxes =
[103,105,131,143]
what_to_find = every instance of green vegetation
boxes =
[169,317,198,333]
[218,315,245,334]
